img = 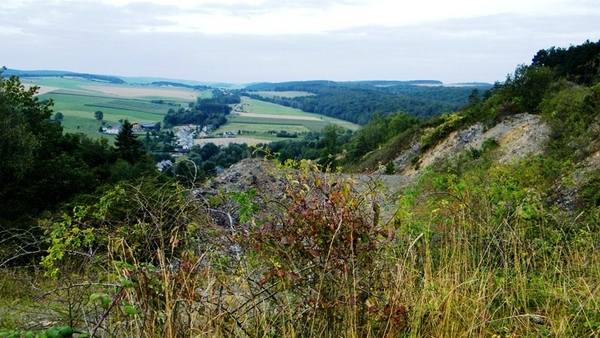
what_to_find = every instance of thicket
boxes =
[2,153,599,337]
[162,90,239,128]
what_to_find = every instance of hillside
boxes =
[243,80,491,124]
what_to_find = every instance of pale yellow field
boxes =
[23,84,60,95]
[80,85,197,100]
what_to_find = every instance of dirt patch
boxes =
[195,137,271,146]
[79,85,197,100]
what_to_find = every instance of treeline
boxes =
[0,76,159,233]
[532,39,600,85]
[242,81,491,124]
[0,74,253,258]
[162,89,240,128]
[149,81,211,90]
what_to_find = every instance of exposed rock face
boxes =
[208,158,282,194]
[398,113,551,178]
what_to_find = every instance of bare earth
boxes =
[79,85,198,100]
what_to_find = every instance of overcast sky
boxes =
[2,0,599,84]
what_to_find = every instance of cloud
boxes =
[2,0,599,83]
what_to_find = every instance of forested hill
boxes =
[242,80,492,124]
[3,68,126,84]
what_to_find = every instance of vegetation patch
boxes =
[84,99,173,115]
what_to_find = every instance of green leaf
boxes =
[101,295,110,309]
[124,304,138,315]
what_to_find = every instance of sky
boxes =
[2,0,599,84]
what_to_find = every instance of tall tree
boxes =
[114,119,143,163]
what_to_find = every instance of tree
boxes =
[95,110,103,121]
[54,112,64,121]
[468,89,481,106]
[0,70,54,180]
[114,119,143,163]
[319,124,345,169]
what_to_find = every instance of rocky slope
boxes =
[202,113,555,226]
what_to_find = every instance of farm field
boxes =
[240,97,358,129]
[211,97,359,141]
[26,77,199,138]
[21,76,359,145]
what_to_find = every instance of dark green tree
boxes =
[0,72,54,180]
[319,124,345,169]
[468,89,481,106]
[95,110,103,120]
[114,119,143,163]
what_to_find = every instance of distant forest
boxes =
[3,69,126,84]
[162,89,241,128]
[242,81,492,124]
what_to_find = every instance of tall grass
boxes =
[1,157,599,337]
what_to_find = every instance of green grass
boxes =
[241,97,316,116]
[42,92,169,137]
[30,77,197,137]
[228,115,330,132]
[33,77,101,91]
[236,97,359,131]
[215,122,311,134]
[84,99,174,115]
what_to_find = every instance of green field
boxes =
[26,77,358,141]
[209,97,359,142]
[227,115,329,132]
[29,77,199,138]
[41,92,176,138]
[216,122,311,134]
[239,97,358,129]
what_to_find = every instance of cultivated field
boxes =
[79,85,198,100]
[21,76,359,144]
[211,97,358,141]
[25,77,198,138]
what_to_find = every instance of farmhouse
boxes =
[101,125,122,135]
